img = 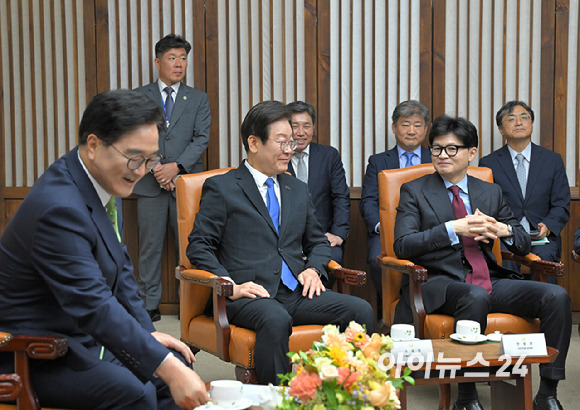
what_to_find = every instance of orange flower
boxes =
[288,371,322,403]
[361,333,384,361]
[368,381,395,408]
[336,367,361,390]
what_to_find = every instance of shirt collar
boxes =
[507,142,531,162]
[77,150,111,207]
[442,174,469,194]
[397,145,422,160]
[157,79,181,95]
[244,160,278,188]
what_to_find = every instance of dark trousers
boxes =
[366,232,382,296]
[228,283,375,384]
[436,279,571,380]
[1,346,189,409]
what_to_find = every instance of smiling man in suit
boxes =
[479,101,570,282]
[360,100,431,298]
[134,34,211,321]
[0,90,208,409]
[394,114,570,410]
[187,100,374,385]
[286,101,350,268]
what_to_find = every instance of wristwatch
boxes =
[506,224,514,237]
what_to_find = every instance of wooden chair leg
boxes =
[235,366,258,384]
[438,383,451,410]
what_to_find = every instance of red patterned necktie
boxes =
[448,185,492,293]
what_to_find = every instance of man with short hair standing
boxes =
[286,101,350,266]
[360,100,431,296]
[187,101,374,385]
[0,90,209,409]
[134,34,211,321]
[479,101,570,282]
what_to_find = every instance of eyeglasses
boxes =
[429,145,470,157]
[110,144,162,170]
[503,113,532,125]
[272,139,298,151]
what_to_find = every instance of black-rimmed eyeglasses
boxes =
[110,144,162,170]
[429,145,470,157]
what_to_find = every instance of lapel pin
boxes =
[183,96,187,100]
[285,185,290,190]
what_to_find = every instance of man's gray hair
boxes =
[391,100,430,124]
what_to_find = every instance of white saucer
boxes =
[391,337,420,342]
[486,331,503,342]
[450,333,487,344]
[196,397,253,410]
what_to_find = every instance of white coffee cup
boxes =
[390,324,416,341]
[455,320,481,339]
[209,380,243,406]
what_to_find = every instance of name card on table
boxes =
[500,333,547,357]
[390,340,434,364]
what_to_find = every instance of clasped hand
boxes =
[452,209,510,243]
[230,268,325,301]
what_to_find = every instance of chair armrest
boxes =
[378,256,428,339]
[0,374,22,401]
[326,260,366,286]
[0,333,68,410]
[501,251,565,278]
[378,256,428,282]
[176,267,233,361]
[572,250,580,263]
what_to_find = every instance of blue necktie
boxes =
[164,87,174,123]
[265,178,298,290]
[403,151,415,167]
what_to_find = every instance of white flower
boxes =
[318,364,339,381]
[347,321,365,333]
[314,357,333,371]
[322,324,340,336]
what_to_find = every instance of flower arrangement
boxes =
[277,321,413,409]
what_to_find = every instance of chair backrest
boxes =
[175,168,234,269]
[377,164,498,323]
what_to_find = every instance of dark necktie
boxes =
[403,151,415,167]
[164,87,174,123]
[448,185,492,293]
[105,196,121,242]
[265,178,298,290]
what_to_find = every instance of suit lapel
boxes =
[421,146,432,164]
[385,147,400,169]
[496,145,524,202]
[423,173,457,224]
[65,149,125,282]
[166,84,189,133]
[468,176,493,214]
[526,143,542,201]
[235,164,279,235]
[278,174,293,238]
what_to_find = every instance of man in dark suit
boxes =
[0,90,208,409]
[360,100,431,296]
[187,101,374,385]
[286,101,350,266]
[134,34,211,321]
[479,101,570,282]
[575,226,580,254]
[394,115,570,410]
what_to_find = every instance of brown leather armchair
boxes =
[175,168,366,383]
[0,332,68,410]
[377,164,564,410]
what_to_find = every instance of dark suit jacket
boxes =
[287,143,350,240]
[186,163,331,316]
[393,172,530,324]
[575,226,580,254]
[0,148,168,381]
[360,145,432,235]
[479,144,570,256]
[134,81,211,197]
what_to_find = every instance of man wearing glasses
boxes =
[479,101,570,283]
[0,90,209,409]
[187,101,374,385]
[394,114,570,410]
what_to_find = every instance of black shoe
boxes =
[452,400,484,410]
[533,395,563,410]
[147,308,161,322]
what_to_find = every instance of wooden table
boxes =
[398,339,558,410]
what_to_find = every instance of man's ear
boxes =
[468,146,478,162]
[248,135,260,154]
[85,134,101,160]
